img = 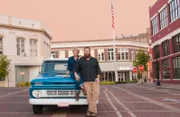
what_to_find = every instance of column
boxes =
[129,71,132,81]
[104,49,108,61]
[94,49,98,59]
[169,39,173,54]
[55,51,59,58]
[159,60,163,81]
[123,72,125,81]
[104,72,106,82]
[160,43,163,57]
[170,57,174,81]
[65,50,68,58]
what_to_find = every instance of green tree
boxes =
[0,55,11,81]
[133,49,150,72]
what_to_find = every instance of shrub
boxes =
[16,82,31,87]
[100,81,116,85]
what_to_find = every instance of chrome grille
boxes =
[45,90,75,97]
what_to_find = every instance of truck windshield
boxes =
[42,61,68,74]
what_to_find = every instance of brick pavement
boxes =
[0,84,180,117]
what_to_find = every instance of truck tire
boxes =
[33,105,43,114]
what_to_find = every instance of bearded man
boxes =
[73,47,101,117]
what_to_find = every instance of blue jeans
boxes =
[70,72,83,91]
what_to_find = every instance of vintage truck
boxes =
[29,58,87,114]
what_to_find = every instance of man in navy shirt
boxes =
[66,48,85,101]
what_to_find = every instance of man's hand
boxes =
[74,73,80,81]
[95,78,99,83]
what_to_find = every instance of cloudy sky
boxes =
[0,0,156,42]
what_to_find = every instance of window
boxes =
[17,38,25,55]
[162,40,170,56]
[44,42,46,57]
[30,39,37,56]
[131,49,134,60]
[160,7,168,29]
[51,52,55,58]
[154,45,160,59]
[0,37,2,54]
[98,49,104,61]
[170,0,180,22]
[118,48,129,60]
[108,49,114,61]
[59,51,65,58]
[173,33,180,53]
[151,16,158,35]
[173,56,180,79]
[162,59,170,79]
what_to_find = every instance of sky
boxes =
[0,0,156,42]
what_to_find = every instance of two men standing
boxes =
[73,47,101,117]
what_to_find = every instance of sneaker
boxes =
[75,92,79,101]
[86,111,91,117]
[91,112,97,117]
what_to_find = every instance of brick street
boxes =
[0,84,180,117]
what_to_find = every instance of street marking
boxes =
[51,111,68,117]
[0,89,28,99]
[164,98,180,103]
[113,86,180,113]
[104,87,136,117]
[104,89,123,117]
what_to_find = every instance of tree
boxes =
[133,49,150,72]
[0,55,11,81]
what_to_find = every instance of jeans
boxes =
[70,72,83,91]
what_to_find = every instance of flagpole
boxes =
[113,28,118,82]
[111,1,118,82]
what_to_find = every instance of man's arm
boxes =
[95,59,101,79]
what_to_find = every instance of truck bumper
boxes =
[29,98,88,105]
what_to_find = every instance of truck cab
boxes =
[29,58,87,114]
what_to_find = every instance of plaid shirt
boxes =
[73,57,101,82]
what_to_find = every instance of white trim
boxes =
[51,43,149,49]
[158,4,167,13]
[151,28,180,46]
[29,98,88,105]
[150,13,158,20]
[168,0,173,3]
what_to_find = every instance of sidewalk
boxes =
[137,80,180,91]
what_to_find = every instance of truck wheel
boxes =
[33,105,43,114]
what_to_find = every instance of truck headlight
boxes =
[32,90,42,98]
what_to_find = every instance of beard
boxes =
[84,53,91,58]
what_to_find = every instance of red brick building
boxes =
[149,0,180,83]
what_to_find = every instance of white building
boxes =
[51,28,151,82]
[0,15,52,87]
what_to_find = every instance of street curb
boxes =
[136,83,180,91]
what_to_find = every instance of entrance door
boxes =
[118,72,124,81]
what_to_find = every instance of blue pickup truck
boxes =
[29,58,87,114]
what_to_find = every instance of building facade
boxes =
[149,0,180,84]
[51,29,150,82]
[0,15,52,87]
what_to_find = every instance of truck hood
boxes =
[31,74,76,84]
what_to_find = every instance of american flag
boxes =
[111,2,114,29]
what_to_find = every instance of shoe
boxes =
[86,110,91,117]
[75,92,79,101]
[81,87,87,95]
[91,112,97,117]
